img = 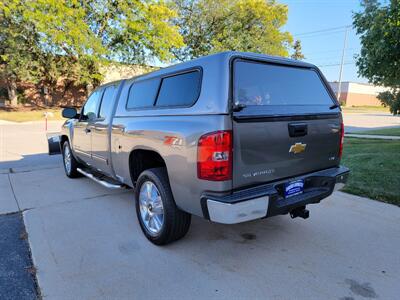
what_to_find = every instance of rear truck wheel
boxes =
[62,141,82,178]
[135,168,191,245]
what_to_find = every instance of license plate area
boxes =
[284,179,304,198]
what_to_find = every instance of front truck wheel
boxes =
[135,168,191,245]
[62,141,82,178]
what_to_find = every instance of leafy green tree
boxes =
[1,0,183,106]
[291,40,305,60]
[0,1,40,106]
[353,0,400,115]
[172,0,292,60]
[1,0,104,106]
[81,0,184,64]
[25,0,107,105]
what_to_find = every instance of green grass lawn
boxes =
[342,105,389,114]
[341,137,400,206]
[349,127,400,136]
[0,108,63,122]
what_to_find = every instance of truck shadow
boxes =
[0,152,61,172]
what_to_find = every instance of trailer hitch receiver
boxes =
[290,206,309,219]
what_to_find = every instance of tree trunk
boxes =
[7,77,18,107]
[86,83,93,97]
[47,85,54,107]
[42,83,54,107]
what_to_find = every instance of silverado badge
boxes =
[289,142,307,154]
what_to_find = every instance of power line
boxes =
[311,54,357,62]
[303,47,357,56]
[294,29,349,39]
[317,62,355,67]
[293,25,352,37]
[296,29,346,37]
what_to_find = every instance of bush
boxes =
[378,90,400,115]
[0,87,8,98]
[16,88,28,105]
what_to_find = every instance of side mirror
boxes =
[62,107,78,119]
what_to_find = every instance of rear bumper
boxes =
[201,166,349,224]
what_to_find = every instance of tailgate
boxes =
[231,58,342,189]
[232,116,341,188]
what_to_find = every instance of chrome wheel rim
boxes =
[64,145,72,174]
[139,181,164,236]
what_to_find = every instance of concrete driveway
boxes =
[1,119,399,299]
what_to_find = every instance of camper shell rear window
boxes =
[233,59,335,108]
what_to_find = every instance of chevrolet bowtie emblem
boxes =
[289,142,307,154]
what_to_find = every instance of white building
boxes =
[329,81,389,107]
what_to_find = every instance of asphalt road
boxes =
[0,117,399,299]
[342,112,400,132]
[0,213,37,300]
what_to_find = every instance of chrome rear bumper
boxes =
[207,196,269,224]
[202,166,349,224]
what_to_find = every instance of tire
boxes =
[135,167,191,245]
[62,141,82,178]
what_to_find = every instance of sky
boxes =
[280,0,366,83]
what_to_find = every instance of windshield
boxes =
[233,60,334,107]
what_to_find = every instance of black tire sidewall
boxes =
[135,169,169,242]
[62,141,80,178]
[135,167,190,245]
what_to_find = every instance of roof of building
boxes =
[329,81,389,95]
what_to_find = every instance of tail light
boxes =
[197,130,232,181]
[339,122,344,159]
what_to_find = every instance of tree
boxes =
[353,0,400,115]
[25,0,107,105]
[80,1,184,64]
[172,0,293,61]
[1,0,104,106]
[0,1,41,106]
[1,0,183,106]
[291,40,305,60]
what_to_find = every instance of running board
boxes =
[77,168,123,189]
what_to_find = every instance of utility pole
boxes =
[337,26,349,102]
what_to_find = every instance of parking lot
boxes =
[1,118,399,299]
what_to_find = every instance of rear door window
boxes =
[99,85,118,121]
[127,78,160,109]
[234,60,334,107]
[155,70,201,107]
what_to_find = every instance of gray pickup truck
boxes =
[49,51,349,245]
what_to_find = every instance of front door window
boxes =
[81,89,102,121]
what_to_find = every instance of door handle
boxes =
[288,123,308,137]
[85,128,91,134]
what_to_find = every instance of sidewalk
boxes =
[0,120,18,125]
[0,120,63,125]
